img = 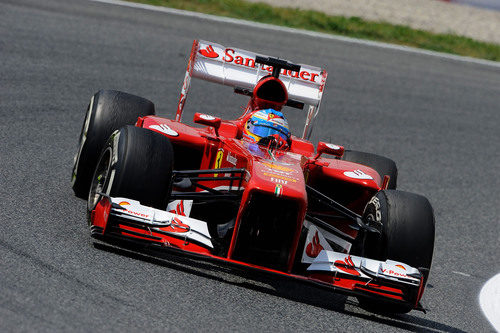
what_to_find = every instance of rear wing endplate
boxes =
[176,40,328,139]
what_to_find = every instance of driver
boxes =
[242,108,291,149]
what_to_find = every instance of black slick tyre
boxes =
[88,126,174,216]
[341,150,398,189]
[72,90,155,198]
[358,189,435,313]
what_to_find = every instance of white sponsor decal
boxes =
[149,124,179,137]
[166,200,193,217]
[226,152,237,166]
[301,225,334,264]
[111,197,213,248]
[325,143,341,150]
[199,114,216,121]
[302,220,352,253]
[307,251,421,284]
[271,177,287,185]
[344,169,373,180]
[381,268,410,278]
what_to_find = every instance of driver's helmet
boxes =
[242,108,290,143]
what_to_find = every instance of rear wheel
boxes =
[72,90,155,198]
[88,126,174,218]
[341,150,398,189]
[358,189,435,313]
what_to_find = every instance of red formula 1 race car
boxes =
[72,40,435,314]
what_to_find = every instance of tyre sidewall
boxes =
[363,190,435,277]
[359,189,435,313]
[88,126,173,212]
[72,90,155,198]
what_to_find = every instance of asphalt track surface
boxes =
[1,0,499,331]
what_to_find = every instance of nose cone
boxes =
[230,153,308,272]
[250,159,306,201]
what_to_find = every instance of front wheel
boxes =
[358,189,435,313]
[72,90,156,199]
[341,150,398,189]
[88,126,174,219]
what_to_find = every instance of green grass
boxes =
[129,0,500,61]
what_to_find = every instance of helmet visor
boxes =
[249,121,290,141]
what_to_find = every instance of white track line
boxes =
[452,270,471,277]
[89,0,500,68]
[479,273,500,332]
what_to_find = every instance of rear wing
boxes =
[176,40,328,139]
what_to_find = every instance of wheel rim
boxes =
[88,147,112,212]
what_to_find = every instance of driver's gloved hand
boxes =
[258,134,290,150]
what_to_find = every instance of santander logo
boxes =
[168,217,190,233]
[198,44,320,83]
[306,231,324,258]
[334,256,360,276]
[169,200,185,216]
[199,45,219,58]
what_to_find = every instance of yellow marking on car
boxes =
[214,148,224,177]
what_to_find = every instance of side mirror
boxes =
[194,113,221,136]
[315,141,344,159]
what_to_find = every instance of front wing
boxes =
[90,195,426,311]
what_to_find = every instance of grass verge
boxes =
[128,0,500,61]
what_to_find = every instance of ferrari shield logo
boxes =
[214,148,224,177]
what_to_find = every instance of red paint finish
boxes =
[85,39,429,311]
[91,196,112,233]
[306,231,324,258]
